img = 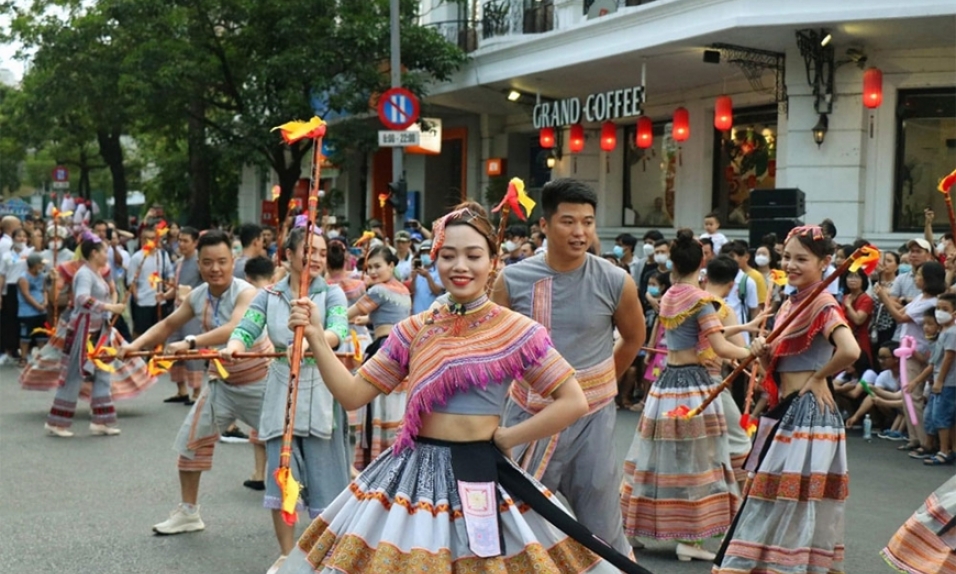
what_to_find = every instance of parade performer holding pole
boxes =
[490,178,645,557]
[221,117,351,574]
[713,226,869,574]
[279,202,651,574]
[620,234,753,562]
[117,229,272,535]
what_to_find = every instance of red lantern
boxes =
[635,116,653,149]
[569,123,585,153]
[600,121,617,151]
[714,96,733,131]
[863,67,883,109]
[539,126,555,149]
[672,107,690,142]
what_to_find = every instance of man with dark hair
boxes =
[164,226,205,404]
[720,241,759,338]
[614,233,639,281]
[233,223,264,279]
[492,177,645,556]
[119,229,271,535]
[728,239,767,311]
[243,255,276,284]
[127,225,175,338]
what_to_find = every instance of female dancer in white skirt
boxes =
[347,245,411,471]
[714,225,859,574]
[620,231,753,562]
[882,475,956,573]
[222,223,350,574]
[279,203,646,574]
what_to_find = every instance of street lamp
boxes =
[812,113,828,147]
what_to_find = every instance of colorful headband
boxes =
[429,207,493,261]
[785,225,824,243]
[293,215,322,235]
[80,229,102,244]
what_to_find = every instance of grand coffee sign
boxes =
[532,85,645,128]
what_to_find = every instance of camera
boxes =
[413,259,422,269]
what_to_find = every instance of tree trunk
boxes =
[187,97,212,229]
[271,142,308,223]
[97,128,129,230]
[78,149,91,200]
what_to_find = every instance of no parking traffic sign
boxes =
[377,87,420,131]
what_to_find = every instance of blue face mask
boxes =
[420,254,432,267]
[647,285,661,297]
[665,259,673,271]
[612,245,625,259]
[898,264,912,275]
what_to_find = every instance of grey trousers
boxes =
[503,400,631,556]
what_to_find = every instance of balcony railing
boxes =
[422,19,480,53]
[482,0,554,40]
[583,0,658,16]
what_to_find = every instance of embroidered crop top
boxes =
[771,289,847,372]
[357,295,575,451]
[659,284,723,352]
[353,279,411,326]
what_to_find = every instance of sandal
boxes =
[908,448,934,459]
[924,452,956,465]
[898,442,921,451]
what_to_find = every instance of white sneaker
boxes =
[44,423,74,438]
[153,505,205,535]
[676,542,716,562]
[89,423,121,436]
[0,354,9,366]
[266,555,287,574]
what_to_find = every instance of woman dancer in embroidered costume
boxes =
[348,245,411,471]
[278,203,640,574]
[621,231,753,562]
[44,236,129,437]
[882,476,956,573]
[222,224,350,574]
[714,226,859,574]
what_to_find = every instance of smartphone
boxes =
[106,228,113,241]
[413,259,422,269]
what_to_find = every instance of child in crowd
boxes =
[832,352,875,425]
[918,293,956,465]
[903,309,943,459]
[636,271,672,413]
[17,253,48,367]
[700,211,728,255]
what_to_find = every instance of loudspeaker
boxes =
[750,188,806,219]
[750,218,802,248]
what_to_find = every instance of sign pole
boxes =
[389,0,404,236]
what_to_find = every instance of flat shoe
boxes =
[243,479,265,491]
[898,442,920,451]
[164,394,189,403]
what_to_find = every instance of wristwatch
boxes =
[185,335,197,350]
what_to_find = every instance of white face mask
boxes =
[48,240,61,251]
[653,253,668,265]
[503,240,517,253]
[935,310,953,325]
[643,243,655,257]
[12,241,25,251]
[754,254,770,267]
[327,230,340,239]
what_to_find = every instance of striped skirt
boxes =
[279,440,621,574]
[714,392,848,574]
[881,474,956,574]
[19,323,156,401]
[621,364,739,541]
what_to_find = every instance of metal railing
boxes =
[481,0,554,40]
[583,0,658,15]
[421,19,480,53]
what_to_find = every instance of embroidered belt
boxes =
[414,437,650,573]
[510,356,616,415]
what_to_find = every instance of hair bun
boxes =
[673,231,697,248]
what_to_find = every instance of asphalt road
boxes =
[0,364,951,574]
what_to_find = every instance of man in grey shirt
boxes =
[492,178,645,556]
[232,222,264,279]
[891,238,932,305]
[165,227,205,404]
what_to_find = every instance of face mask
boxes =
[612,245,625,259]
[899,264,913,274]
[12,241,25,251]
[936,310,953,325]
[420,254,432,267]
[938,242,946,255]
[647,285,661,297]
[503,240,517,253]
[754,254,770,267]
[643,243,655,257]
[653,253,668,265]
[665,259,673,271]
[327,230,340,239]
[48,240,61,251]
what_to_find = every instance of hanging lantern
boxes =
[600,121,617,152]
[863,67,883,109]
[569,123,585,153]
[714,96,733,131]
[635,116,653,149]
[672,107,690,142]
[539,126,555,149]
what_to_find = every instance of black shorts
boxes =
[131,303,159,335]
[19,315,48,345]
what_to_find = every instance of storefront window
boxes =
[894,88,956,231]
[622,122,677,228]
[711,105,778,228]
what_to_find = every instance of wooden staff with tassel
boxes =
[938,169,956,250]
[737,269,788,434]
[488,177,536,291]
[667,243,882,420]
[269,116,328,526]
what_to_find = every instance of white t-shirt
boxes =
[725,270,758,343]
[874,369,900,391]
[701,232,728,255]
